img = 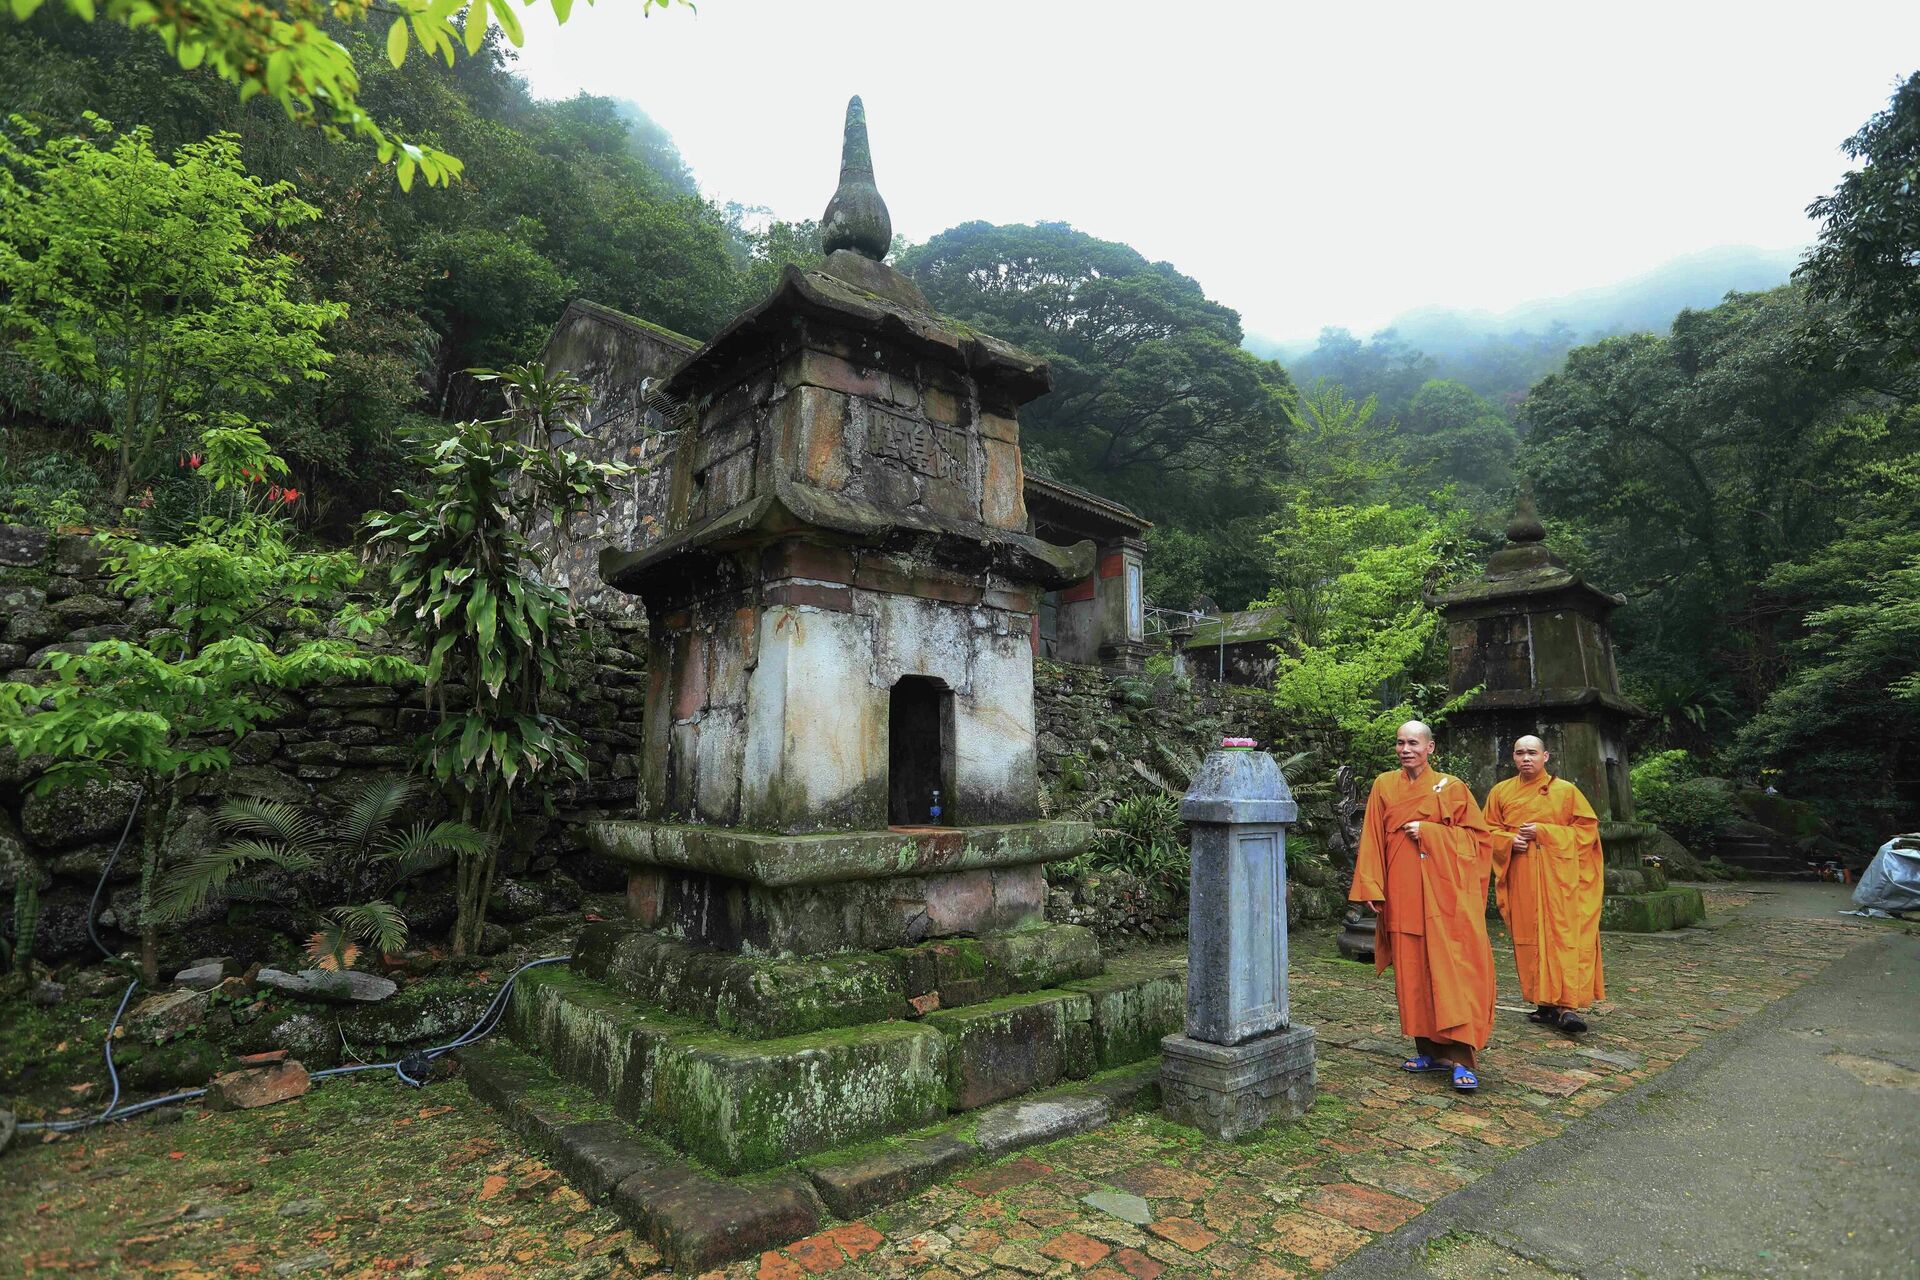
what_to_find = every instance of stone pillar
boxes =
[1096,537,1150,671]
[1161,741,1317,1139]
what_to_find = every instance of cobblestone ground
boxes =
[0,887,1878,1279]
[743,886,1875,1280]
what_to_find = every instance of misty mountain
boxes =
[1258,244,1802,411]
[1249,245,1801,364]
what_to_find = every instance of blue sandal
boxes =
[1402,1055,1446,1073]
[1451,1064,1480,1091]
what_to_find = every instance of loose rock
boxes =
[255,968,398,1003]
[210,1060,311,1110]
[127,988,209,1041]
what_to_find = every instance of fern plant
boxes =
[1,878,40,978]
[157,776,485,969]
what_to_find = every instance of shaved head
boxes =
[1512,734,1549,781]
[1395,720,1437,777]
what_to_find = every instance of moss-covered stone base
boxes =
[653,1021,947,1174]
[1599,886,1706,932]
[505,937,1181,1177]
[1065,951,1187,1070]
[573,921,1104,1038]
[922,990,1095,1109]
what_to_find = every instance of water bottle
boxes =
[929,789,942,823]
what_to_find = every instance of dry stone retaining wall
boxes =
[0,524,645,965]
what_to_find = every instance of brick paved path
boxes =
[0,886,1879,1279]
[742,887,1875,1280]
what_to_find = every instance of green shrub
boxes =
[1631,750,1737,849]
[1090,791,1188,893]
[0,450,98,528]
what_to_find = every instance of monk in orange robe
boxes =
[1347,721,1497,1091]
[1484,735,1605,1034]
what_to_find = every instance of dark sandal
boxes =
[1451,1064,1480,1091]
[1557,1010,1589,1034]
[1527,1006,1558,1024]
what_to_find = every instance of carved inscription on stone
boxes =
[868,409,963,481]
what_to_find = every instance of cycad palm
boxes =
[157,777,486,969]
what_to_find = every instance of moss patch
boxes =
[652,1021,948,1175]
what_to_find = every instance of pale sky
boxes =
[510,1,1920,344]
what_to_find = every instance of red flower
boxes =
[267,485,283,502]
[281,488,299,504]
[189,452,201,469]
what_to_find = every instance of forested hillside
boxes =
[0,15,820,535]
[1,15,1915,840]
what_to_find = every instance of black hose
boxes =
[18,954,566,1134]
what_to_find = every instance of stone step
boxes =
[458,1039,1161,1270]
[572,921,1104,1039]
[508,949,1186,1174]
[510,966,948,1175]
[1600,885,1708,932]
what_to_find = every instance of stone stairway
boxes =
[461,924,1185,1269]
[1712,828,1809,879]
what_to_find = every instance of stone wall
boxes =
[0,525,646,965]
[2,528,1341,966]
[1032,657,1285,803]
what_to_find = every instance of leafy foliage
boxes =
[0,25,762,525]
[6,0,687,188]
[1800,69,1920,355]
[0,114,344,505]
[1629,751,1738,851]
[0,433,416,981]
[1261,500,1475,770]
[157,778,484,968]
[364,363,628,954]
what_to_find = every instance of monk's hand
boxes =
[1363,900,1383,915]
[1510,834,1528,855]
[1402,820,1421,842]
[1519,822,1537,842]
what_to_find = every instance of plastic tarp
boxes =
[1851,835,1920,916]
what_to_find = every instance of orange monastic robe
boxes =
[1484,774,1606,1010]
[1347,769,1497,1056]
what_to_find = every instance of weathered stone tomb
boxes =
[468,101,1189,1266]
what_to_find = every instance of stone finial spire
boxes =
[1506,486,1547,544]
[822,96,891,260]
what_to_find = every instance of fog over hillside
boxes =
[1247,244,1801,365]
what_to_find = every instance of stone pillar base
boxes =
[1335,907,1377,963]
[1160,1024,1316,1140]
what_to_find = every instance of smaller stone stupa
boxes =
[1437,491,1704,930]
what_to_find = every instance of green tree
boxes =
[1734,442,1920,837]
[0,115,344,505]
[0,426,415,982]
[900,221,1292,488]
[1521,285,1896,720]
[364,364,629,955]
[5,0,686,188]
[1398,378,1517,510]
[1280,379,1399,508]
[1261,499,1473,770]
[1800,69,1920,354]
